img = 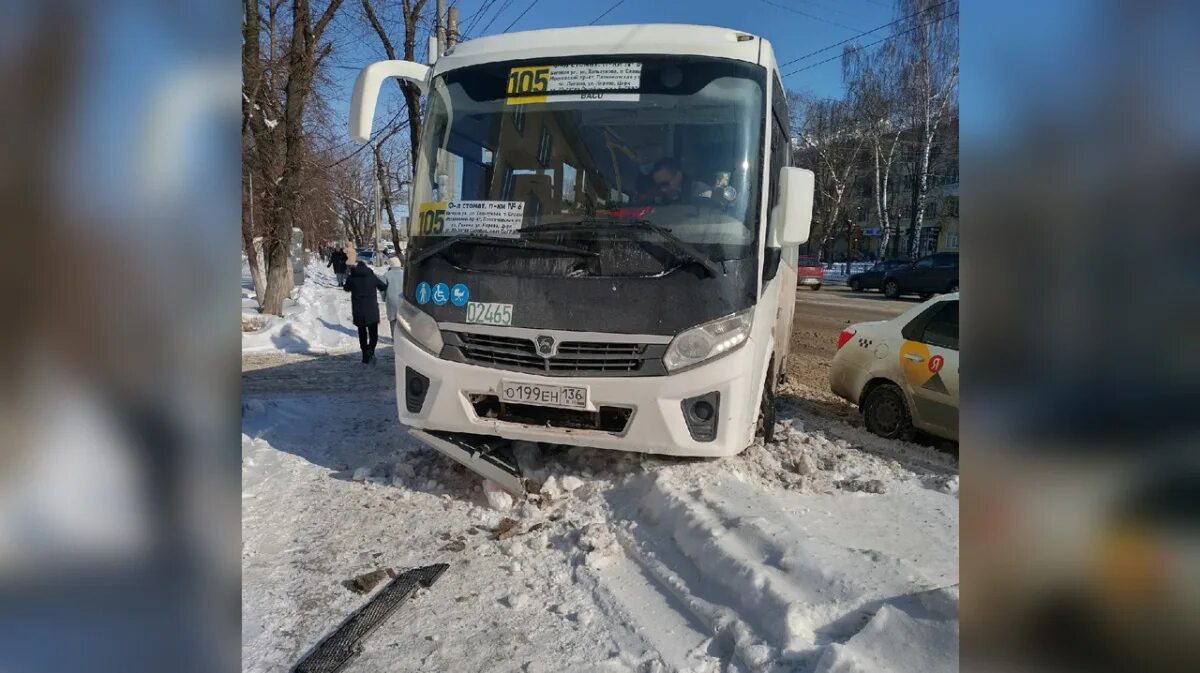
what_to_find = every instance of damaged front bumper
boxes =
[394,329,763,459]
[408,429,531,496]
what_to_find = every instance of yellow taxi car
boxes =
[829,293,959,441]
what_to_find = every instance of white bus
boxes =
[350,24,813,492]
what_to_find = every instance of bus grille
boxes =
[442,331,666,377]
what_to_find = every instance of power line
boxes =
[503,0,539,32]
[475,0,515,36]
[753,0,862,33]
[779,0,952,68]
[589,0,626,25]
[783,9,957,78]
[325,110,411,169]
[461,0,499,36]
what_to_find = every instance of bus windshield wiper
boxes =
[518,219,723,277]
[409,235,598,267]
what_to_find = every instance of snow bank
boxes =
[241,257,389,354]
[241,353,958,673]
[812,587,959,673]
[596,422,958,672]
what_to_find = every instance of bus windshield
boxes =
[409,56,766,274]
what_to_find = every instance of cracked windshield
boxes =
[409,57,765,275]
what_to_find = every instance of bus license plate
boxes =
[499,381,588,410]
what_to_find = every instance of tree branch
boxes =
[361,0,398,59]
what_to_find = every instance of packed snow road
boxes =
[242,340,958,673]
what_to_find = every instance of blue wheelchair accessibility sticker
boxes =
[450,283,469,307]
[432,282,450,306]
[415,281,432,305]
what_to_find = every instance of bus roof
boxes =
[437,24,779,75]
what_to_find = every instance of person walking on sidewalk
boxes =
[343,260,387,364]
[328,245,349,285]
[382,256,405,323]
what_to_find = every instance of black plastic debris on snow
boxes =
[292,564,449,673]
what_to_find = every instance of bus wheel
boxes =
[757,362,778,444]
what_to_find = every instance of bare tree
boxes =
[330,155,373,245]
[895,0,958,258]
[361,0,429,175]
[241,0,281,306]
[844,38,906,259]
[794,95,867,263]
[244,0,345,316]
[372,134,402,254]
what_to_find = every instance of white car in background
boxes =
[830,293,959,441]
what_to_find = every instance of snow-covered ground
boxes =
[242,346,959,672]
[241,257,392,354]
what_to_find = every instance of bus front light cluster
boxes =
[395,298,444,355]
[663,308,753,372]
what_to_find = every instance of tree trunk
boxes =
[373,143,403,257]
[242,224,267,307]
[910,125,936,258]
[262,237,292,315]
[877,128,900,259]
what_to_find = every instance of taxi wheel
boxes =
[883,280,901,298]
[811,283,821,291]
[862,383,915,441]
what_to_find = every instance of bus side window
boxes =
[768,111,788,214]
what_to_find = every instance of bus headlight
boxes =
[395,298,444,355]
[663,308,753,372]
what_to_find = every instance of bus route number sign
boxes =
[416,202,447,235]
[507,67,550,97]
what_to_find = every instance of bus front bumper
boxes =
[393,333,761,458]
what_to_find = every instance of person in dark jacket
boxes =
[343,260,388,364]
[328,247,349,285]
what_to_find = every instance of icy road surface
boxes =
[242,347,959,673]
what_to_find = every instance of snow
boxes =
[241,256,392,354]
[242,348,958,673]
[812,589,958,673]
[482,479,515,511]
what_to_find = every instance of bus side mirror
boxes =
[773,167,814,246]
[349,60,431,143]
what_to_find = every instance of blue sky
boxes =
[449,0,895,95]
[326,0,897,141]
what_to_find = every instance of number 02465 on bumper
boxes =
[499,381,588,410]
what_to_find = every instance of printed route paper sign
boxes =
[506,63,642,104]
[414,201,525,238]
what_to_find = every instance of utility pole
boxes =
[436,0,446,56]
[447,5,458,49]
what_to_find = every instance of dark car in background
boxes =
[882,252,959,299]
[847,259,913,292]
[797,256,825,290]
